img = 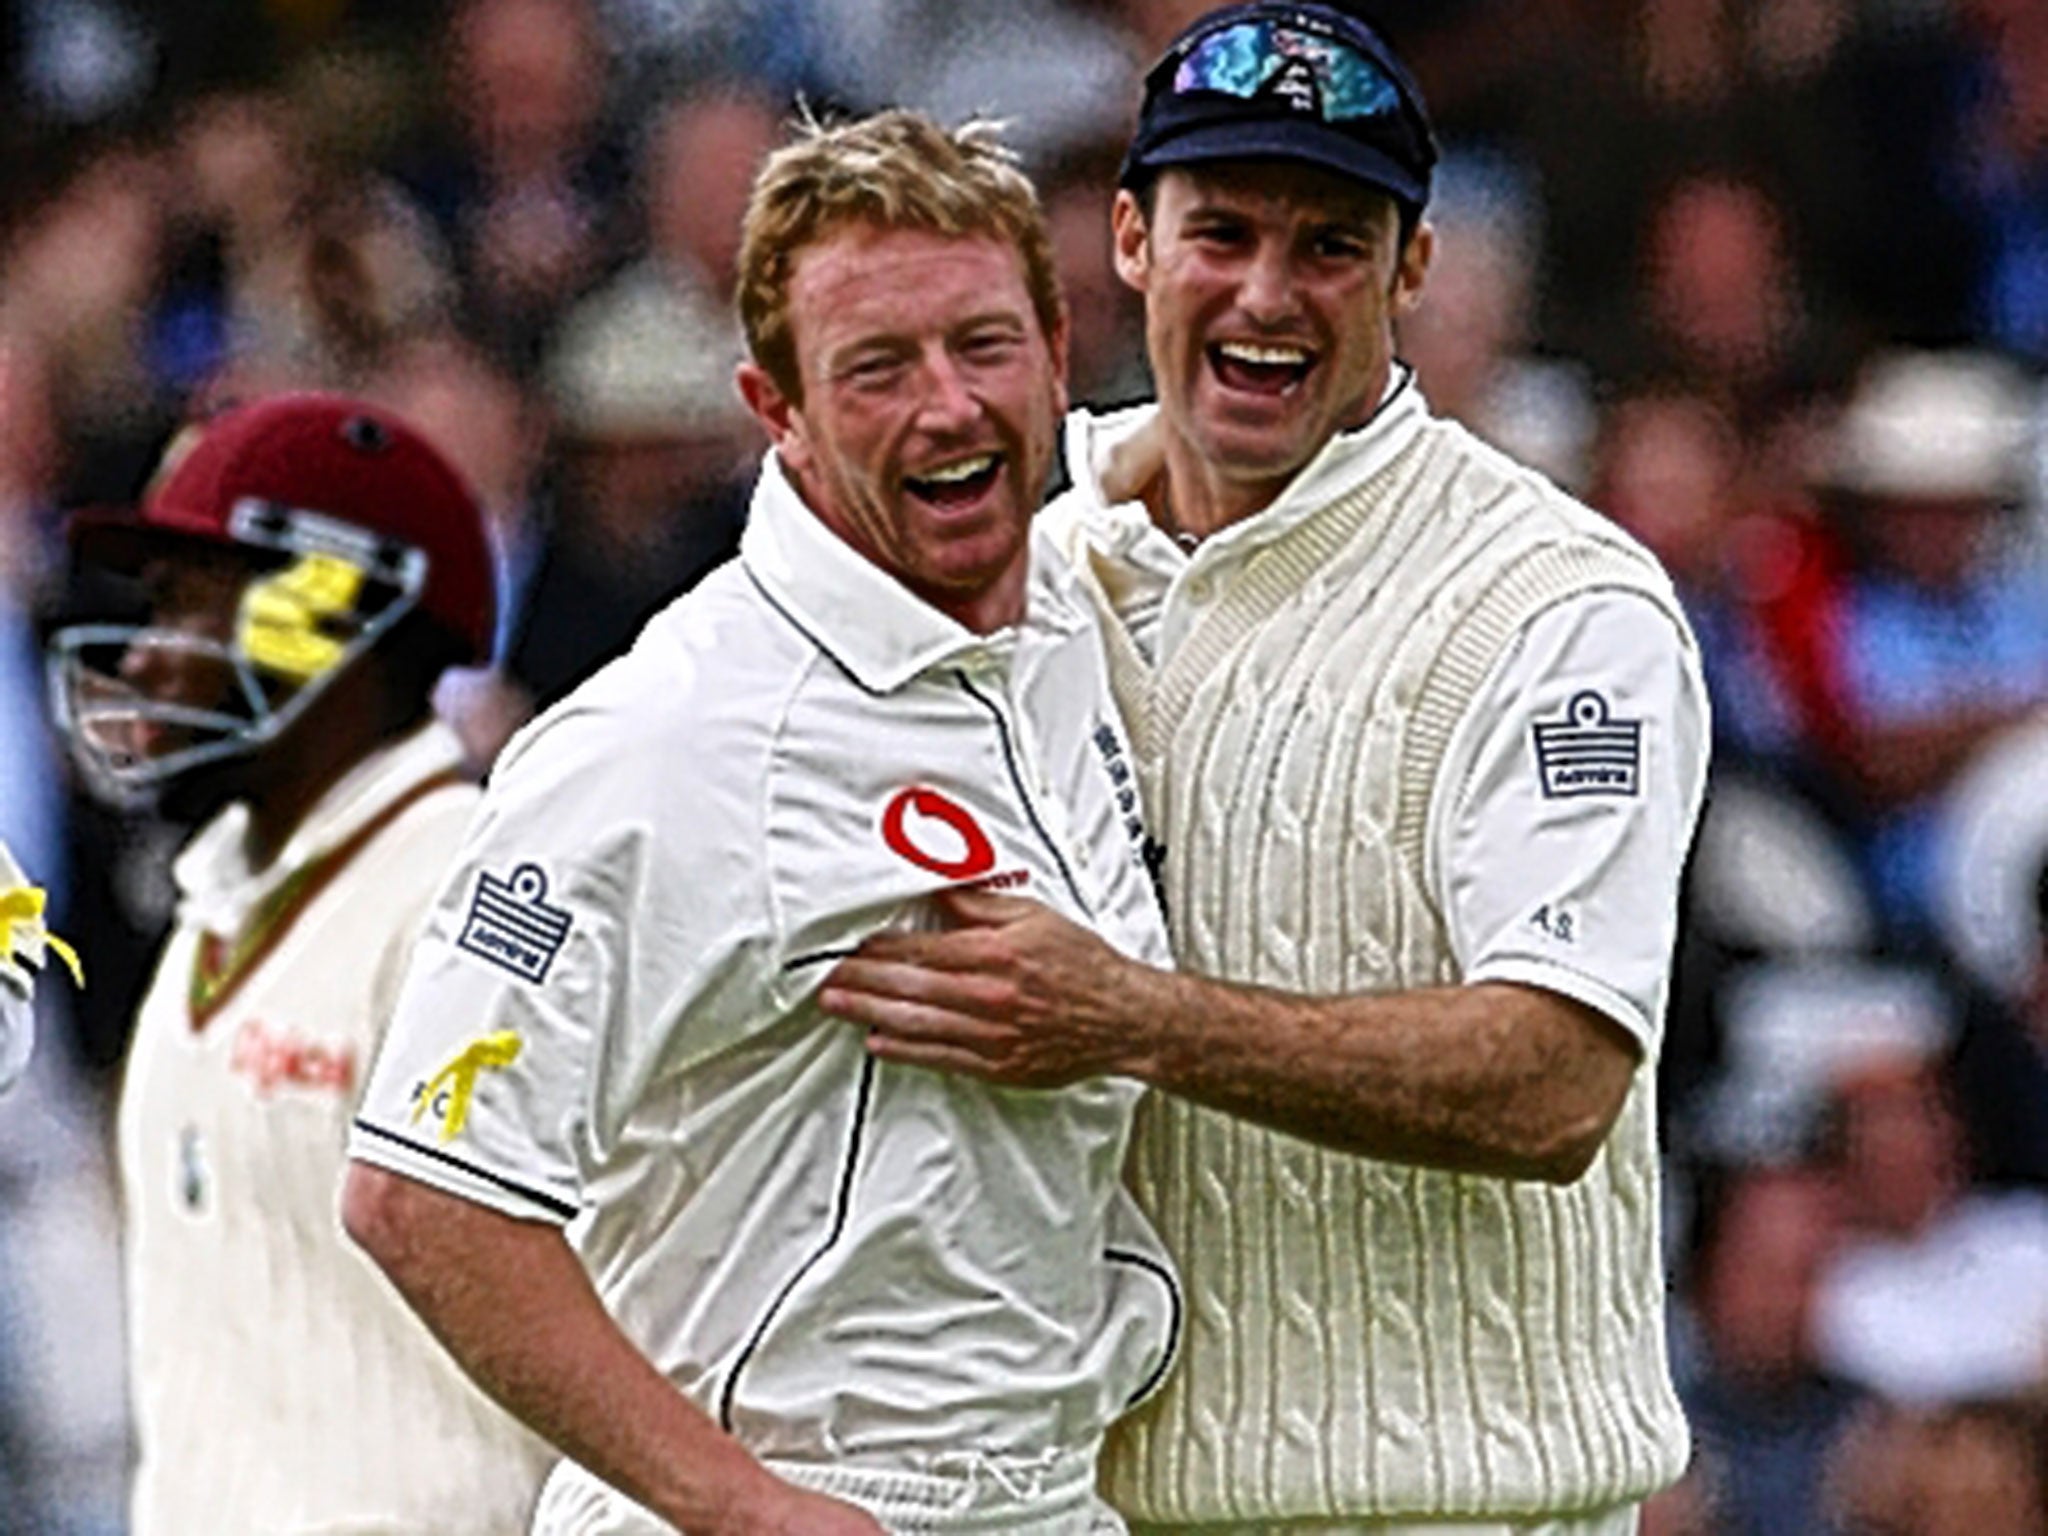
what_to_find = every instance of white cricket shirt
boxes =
[350,456,1181,1521]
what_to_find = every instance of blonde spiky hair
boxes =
[736,108,1065,400]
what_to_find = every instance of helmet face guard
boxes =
[49,496,428,807]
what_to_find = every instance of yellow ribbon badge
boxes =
[411,1031,523,1143]
[0,885,84,988]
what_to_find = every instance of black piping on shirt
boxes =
[744,566,885,699]
[350,1118,581,1221]
[1106,1244,1184,1407]
[783,947,858,972]
[717,1051,878,1432]
[953,669,1090,916]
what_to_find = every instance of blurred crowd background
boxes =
[0,0,2045,1532]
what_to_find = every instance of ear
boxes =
[1111,188,1151,296]
[736,361,811,476]
[1392,220,1434,316]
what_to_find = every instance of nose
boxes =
[1238,238,1299,326]
[915,348,984,437]
[118,623,196,702]
[118,630,164,689]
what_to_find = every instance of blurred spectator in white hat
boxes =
[1812,347,2048,940]
[1703,956,2048,1405]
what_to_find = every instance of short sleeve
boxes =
[1429,590,1710,1051]
[348,706,772,1223]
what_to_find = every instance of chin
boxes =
[1202,422,1319,478]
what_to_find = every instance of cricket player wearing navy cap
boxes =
[821,6,1712,1531]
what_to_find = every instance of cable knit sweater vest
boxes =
[1088,419,1693,1523]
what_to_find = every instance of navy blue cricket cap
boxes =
[1120,2,1438,215]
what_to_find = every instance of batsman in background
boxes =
[48,393,550,1533]
[821,5,1711,1532]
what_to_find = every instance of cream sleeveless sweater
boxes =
[1081,417,1694,1523]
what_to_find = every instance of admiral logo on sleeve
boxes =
[1531,691,1642,798]
[457,863,572,982]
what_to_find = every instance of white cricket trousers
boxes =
[775,1446,1124,1532]
[533,1448,1124,1533]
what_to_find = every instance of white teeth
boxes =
[1217,342,1310,367]
[915,454,998,484]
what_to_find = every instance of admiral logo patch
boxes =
[1532,691,1642,798]
[457,863,571,983]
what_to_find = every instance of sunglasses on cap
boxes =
[1164,14,1405,124]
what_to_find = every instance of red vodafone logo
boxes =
[881,787,997,880]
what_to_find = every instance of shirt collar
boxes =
[1057,364,1430,567]
[174,720,468,922]
[739,450,1085,694]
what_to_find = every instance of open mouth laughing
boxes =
[903,451,1006,511]
[1209,340,1316,396]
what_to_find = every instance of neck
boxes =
[241,681,415,872]
[1149,444,1291,547]
[927,560,1027,636]
[241,736,376,872]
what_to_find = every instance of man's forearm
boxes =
[824,891,1642,1184]
[1134,974,1639,1183]
[339,1164,782,1531]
